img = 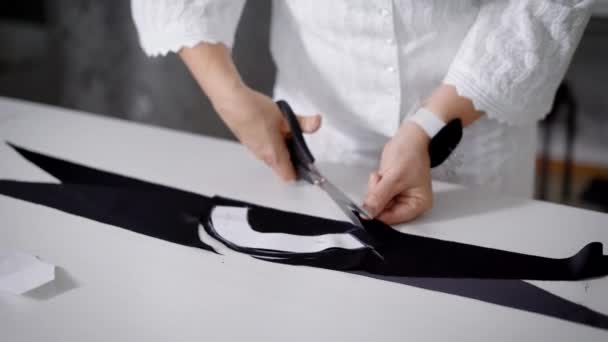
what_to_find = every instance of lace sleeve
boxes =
[131,0,246,56]
[443,0,592,125]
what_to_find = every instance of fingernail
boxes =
[360,214,373,221]
[363,204,376,218]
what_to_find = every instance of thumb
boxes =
[296,114,322,133]
[363,171,400,218]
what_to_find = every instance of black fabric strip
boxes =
[0,180,215,252]
[361,219,608,280]
[2,142,608,330]
[6,142,206,198]
[207,196,608,281]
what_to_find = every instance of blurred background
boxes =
[0,1,607,212]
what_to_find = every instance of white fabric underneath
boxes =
[206,206,365,254]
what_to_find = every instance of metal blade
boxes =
[319,180,384,261]
[318,179,371,224]
[302,164,384,260]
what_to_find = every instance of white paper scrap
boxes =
[0,249,56,295]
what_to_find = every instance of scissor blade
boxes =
[317,179,385,261]
[317,179,369,227]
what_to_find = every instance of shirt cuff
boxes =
[443,67,548,126]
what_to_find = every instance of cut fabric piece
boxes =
[1,142,608,331]
[210,206,367,253]
[202,202,371,271]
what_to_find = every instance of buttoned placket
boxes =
[377,1,401,135]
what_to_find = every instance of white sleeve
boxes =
[131,0,246,57]
[443,0,593,125]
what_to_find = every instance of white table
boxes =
[1,97,607,341]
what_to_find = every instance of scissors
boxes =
[276,100,384,260]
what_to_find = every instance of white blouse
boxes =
[131,0,592,197]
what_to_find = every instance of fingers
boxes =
[263,111,319,182]
[259,135,297,182]
[359,172,381,220]
[367,171,381,189]
[376,195,431,225]
[281,114,322,134]
[297,114,322,133]
[363,171,401,218]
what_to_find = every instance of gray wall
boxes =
[1,0,276,140]
[565,18,608,141]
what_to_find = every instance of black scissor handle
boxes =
[276,100,315,167]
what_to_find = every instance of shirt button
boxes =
[386,66,396,73]
[386,37,395,45]
[380,8,390,17]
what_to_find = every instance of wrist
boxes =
[401,104,464,169]
[423,84,482,126]
[210,75,247,104]
[403,107,445,140]
[397,120,431,151]
[210,80,249,115]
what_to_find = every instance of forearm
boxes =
[422,84,483,127]
[179,41,321,182]
[179,42,245,110]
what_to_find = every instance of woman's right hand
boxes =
[214,85,322,181]
[179,42,321,182]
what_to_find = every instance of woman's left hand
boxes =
[363,121,433,225]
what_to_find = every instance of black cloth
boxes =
[2,142,608,330]
[202,196,608,280]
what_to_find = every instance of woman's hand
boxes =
[363,121,432,224]
[363,84,483,224]
[214,85,321,181]
[179,42,321,181]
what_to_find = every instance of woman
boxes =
[132,1,592,224]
